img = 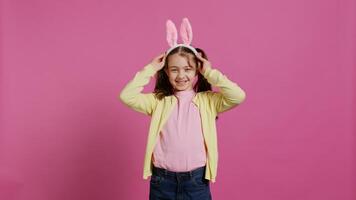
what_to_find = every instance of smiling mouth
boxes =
[176,80,188,84]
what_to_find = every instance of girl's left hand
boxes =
[196,54,212,74]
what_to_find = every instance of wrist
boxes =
[143,63,159,75]
[201,66,212,76]
[147,63,157,70]
[150,63,162,72]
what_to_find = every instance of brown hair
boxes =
[154,46,212,100]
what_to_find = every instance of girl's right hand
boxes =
[150,52,167,71]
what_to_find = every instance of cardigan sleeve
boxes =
[119,63,158,116]
[202,67,246,113]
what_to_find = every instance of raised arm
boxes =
[119,53,166,115]
[197,54,246,114]
[119,64,157,115]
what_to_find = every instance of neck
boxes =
[174,89,195,97]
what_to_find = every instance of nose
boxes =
[177,71,185,78]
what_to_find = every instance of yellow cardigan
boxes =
[119,63,246,183]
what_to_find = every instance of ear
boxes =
[166,19,178,47]
[180,18,193,45]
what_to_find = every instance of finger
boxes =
[196,54,205,61]
[159,53,166,60]
[157,54,164,59]
[156,52,165,58]
[162,57,166,63]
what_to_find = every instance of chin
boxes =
[174,87,185,91]
[175,87,191,91]
[172,81,194,91]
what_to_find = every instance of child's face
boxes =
[165,54,198,91]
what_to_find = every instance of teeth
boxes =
[176,81,187,85]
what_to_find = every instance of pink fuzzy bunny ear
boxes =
[180,18,193,45]
[166,19,178,47]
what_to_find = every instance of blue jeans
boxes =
[149,165,212,200]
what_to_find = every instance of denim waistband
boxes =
[152,165,206,178]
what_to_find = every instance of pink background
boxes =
[1,0,355,199]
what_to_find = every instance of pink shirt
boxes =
[152,89,207,172]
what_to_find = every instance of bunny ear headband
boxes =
[165,18,199,56]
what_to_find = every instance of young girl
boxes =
[119,18,246,200]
